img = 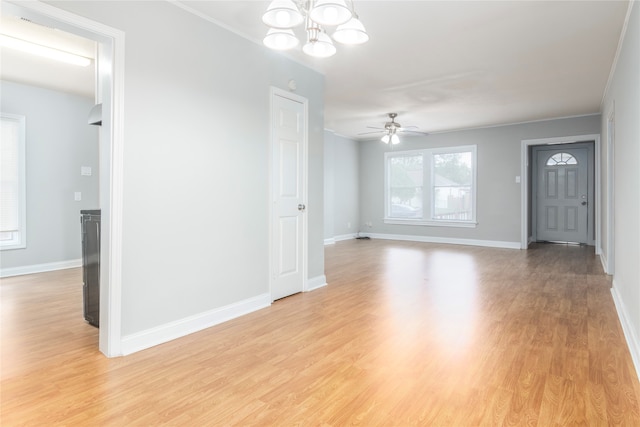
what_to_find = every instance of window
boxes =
[1,113,26,249]
[388,154,423,219]
[432,150,473,221]
[385,145,476,227]
[546,152,577,166]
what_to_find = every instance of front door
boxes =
[535,146,590,243]
[270,90,307,301]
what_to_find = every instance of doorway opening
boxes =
[531,142,595,245]
[4,1,125,357]
[520,134,601,250]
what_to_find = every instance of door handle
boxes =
[298,204,306,212]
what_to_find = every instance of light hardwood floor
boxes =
[2,240,639,425]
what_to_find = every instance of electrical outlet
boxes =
[74,192,82,201]
[347,222,351,229]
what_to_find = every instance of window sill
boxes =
[0,244,26,250]
[384,218,478,228]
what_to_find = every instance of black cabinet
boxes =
[81,210,100,327]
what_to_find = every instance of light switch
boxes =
[81,166,92,176]
[74,192,82,201]
[515,176,521,183]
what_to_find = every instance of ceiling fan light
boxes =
[263,28,299,50]
[391,134,400,145]
[332,17,369,45]
[303,31,336,58]
[381,134,390,144]
[262,0,304,29]
[309,0,352,26]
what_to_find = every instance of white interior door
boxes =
[535,147,589,243]
[271,90,307,301]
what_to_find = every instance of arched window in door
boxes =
[546,152,577,166]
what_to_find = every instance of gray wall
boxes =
[601,2,640,370]
[49,1,325,337]
[324,130,359,240]
[0,81,99,270]
[359,115,601,244]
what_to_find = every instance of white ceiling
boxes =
[0,14,96,98]
[1,1,629,139]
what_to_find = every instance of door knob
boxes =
[581,201,587,206]
[298,204,306,211]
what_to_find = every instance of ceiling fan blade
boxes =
[398,129,429,135]
[361,113,428,137]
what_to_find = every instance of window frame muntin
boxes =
[546,152,578,166]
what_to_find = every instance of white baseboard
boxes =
[334,233,357,242]
[325,234,358,245]
[359,233,521,250]
[0,259,82,278]
[307,274,327,291]
[611,281,640,381]
[121,293,271,356]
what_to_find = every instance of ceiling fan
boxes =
[358,113,428,144]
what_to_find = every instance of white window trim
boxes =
[384,145,477,228]
[1,113,27,250]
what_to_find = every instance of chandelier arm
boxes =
[295,0,310,15]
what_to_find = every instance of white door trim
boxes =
[268,87,309,299]
[6,1,126,357]
[520,134,601,250]
[606,107,616,274]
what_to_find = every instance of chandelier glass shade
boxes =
[332,16,369,45]
[263,28,300,50]
[262,0,368,58]
[302,24,337,58]
[262,0,304,28]
[308,0,352,26]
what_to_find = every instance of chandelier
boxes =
[262,0,369,58]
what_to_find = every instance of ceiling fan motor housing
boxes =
[385,113,401,130]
